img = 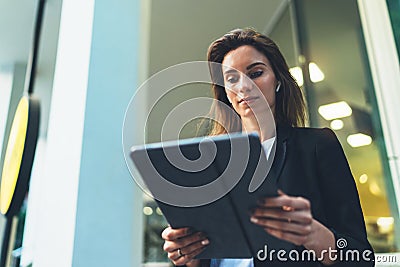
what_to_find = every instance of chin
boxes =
[240,108,255,118]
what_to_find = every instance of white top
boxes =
[261,136,276,160]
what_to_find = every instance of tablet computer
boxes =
[130,132,291,259]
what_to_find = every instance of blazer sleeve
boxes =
[315,128,375,266]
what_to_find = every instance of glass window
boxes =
[386,0,400,60]
[288,0,399,253]
[143,196,169,263]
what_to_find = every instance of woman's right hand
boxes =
[161,226,209,266]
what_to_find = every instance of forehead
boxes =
[222,45,270,71]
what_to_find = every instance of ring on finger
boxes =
[282,205,293,211]
[178,248,184,257]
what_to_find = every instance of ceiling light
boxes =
[156,207,163,215]
[143,206,153,216]
[359,174,368,184]
[318,101,352,120]
[377,217,394,234]
[377,217,394,227]
[347,133,372,148]
[289,66,304,87]
[369,182,381,196]
[330,119,344,130]
[309,62,325,83]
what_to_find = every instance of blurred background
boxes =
[0,0,400,266]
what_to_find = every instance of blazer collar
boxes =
[269,124,293,184]
[276,123,293,143]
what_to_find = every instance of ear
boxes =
[275,81,281,92]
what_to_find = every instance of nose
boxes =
[238,74,252,93]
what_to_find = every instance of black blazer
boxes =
[189,125,375,267]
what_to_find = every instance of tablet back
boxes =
[130,133,289,259]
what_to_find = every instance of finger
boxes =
[185,246,207,260]
[168,250,181,262]
[180,238,209,256]
[259,195,310,210]
[161,226,192,241]
[276,190,294,211]
[251,209,313,225]
[264,227,309,246]
[277,189,286,196]
[258,195,311,211]
[172,247,206,266]
[163,232,207,252]
[250,216,312,235]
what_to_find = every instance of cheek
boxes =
[224,90,241,112]
[257,79,276,101]
[225,89,236,102]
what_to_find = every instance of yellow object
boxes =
[0,96,29,215]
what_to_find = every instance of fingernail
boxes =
[201,239,209,245]
[250,217,258,223]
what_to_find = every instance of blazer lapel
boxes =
[268,124,291,186]
[247,124,292,193]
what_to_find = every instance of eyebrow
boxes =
[223,62,267,75]
[246,62,267,70]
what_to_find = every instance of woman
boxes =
[161,28,374,267]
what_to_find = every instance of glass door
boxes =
[270,0,400,254]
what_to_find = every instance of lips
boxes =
[239,96,259,104]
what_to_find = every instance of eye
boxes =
[249,70,263,79]
[226,76,238,83]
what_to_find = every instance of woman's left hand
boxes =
[250,190,314,246]
[250,190,338,265]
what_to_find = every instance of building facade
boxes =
[0,0,399,266]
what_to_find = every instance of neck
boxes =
[241,113,275,142]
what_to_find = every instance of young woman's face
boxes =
[221,45,278,118]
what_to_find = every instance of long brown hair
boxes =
[205,28,306,135]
